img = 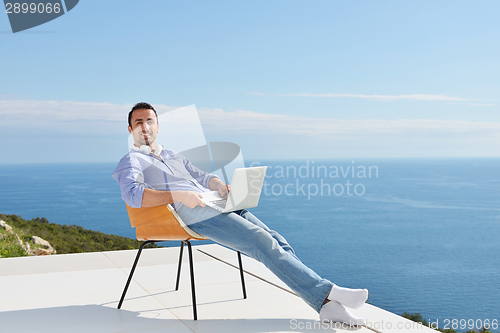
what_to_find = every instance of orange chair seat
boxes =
[125,204,207,241]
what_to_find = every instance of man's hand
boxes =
[209,177,230,198]
[172,191,206,209]
[218,184,231,199]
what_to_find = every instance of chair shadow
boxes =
[0,304,364,332]
[100,288,245,309]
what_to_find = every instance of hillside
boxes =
[0,214,157,258]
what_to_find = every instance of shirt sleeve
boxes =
[112,153,146,208]
[180,154,221,188]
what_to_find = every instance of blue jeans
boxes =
[176,205,333,313]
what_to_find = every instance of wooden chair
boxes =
[117,204,247,320]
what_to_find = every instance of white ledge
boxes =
[0,244,437,333]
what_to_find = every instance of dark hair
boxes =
[128,102,158,128]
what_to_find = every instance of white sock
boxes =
[327,285,368,309]
[319,300,366,326]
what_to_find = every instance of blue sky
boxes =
[1,0,499,163]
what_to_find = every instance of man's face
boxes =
[128,109,159,147]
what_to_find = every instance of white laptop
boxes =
[201,166,267,213]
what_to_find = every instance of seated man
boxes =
[112,102,369,325]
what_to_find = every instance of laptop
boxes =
[201,166,267,213]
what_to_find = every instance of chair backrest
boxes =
[125,204,207,241]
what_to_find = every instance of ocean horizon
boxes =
[1,157,499,331]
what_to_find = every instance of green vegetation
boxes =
[0,231,28,258]
[403,313,496,333]
[0,213,157,258]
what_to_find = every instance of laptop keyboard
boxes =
[210,199,227,209]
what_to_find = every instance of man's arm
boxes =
[177,153,229,198]
[142,176,228,208]
[141,188,207,208]
[209,177,230,198]
[113,152,210,209]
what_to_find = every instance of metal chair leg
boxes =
[237,251,247,299]
[120,240,246,321]
[186,241,198,320]
[118,240,155,309]
[175,241,184,291]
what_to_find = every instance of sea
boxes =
[1,157,499,331]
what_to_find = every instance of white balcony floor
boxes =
[0,244,436,333]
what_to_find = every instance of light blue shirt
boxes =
[112,147,220,209]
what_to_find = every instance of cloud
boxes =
[0,99,178,124]
[0,93,27,100]
[2,99,499,139]
[469,103,496,107]
[198,107,500,139]
[197,108,499,158]
[0,99,127,123]
[249,92,472,102]
[0,99,498,160]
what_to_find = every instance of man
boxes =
[112,102,369,325]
